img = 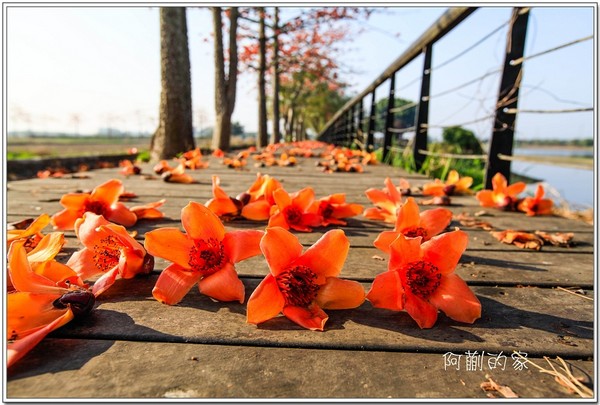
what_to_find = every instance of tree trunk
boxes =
[270,7,281,144]
[212,7,239,151]
[150,7,194,161]
[256,7,268,148]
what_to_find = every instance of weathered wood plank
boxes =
[45,276,594,359]
[7,339,593,399]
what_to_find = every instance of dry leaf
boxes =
[455,212,494,231]
[535,231,575,247]
[421,196,451,206]
[480,376,519,398]
[491,230,543,250]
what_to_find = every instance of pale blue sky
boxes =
[5,5,595,141]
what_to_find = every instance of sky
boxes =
[4,5,596,142]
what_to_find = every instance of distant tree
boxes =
[150,7,195,161]
[232,121,245,136]
[212,7,239,151]
[256,7,268,147]
[442,126,483,154]
[374,98,416,133]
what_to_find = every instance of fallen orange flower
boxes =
[7,213,51,251]
[476,172,525,210]
[205,175,243,218]
[7,240,94,368]
[240,174,283,221]
[373,197,452,253]
[423,169,473,196]
[180,148,210,170]
[130,199,167,220]
[247,227,365,331]
[313,193,364,226]
[162,162,196,183]
[364,177,406,223]
[67,212,154,296]
[367,230,481,329]
[268,188,323,232]
[119,159,142,176]
[517,184,554,216]
[144,202,263,304]
[212,148,225,158]
[51,179,139,230]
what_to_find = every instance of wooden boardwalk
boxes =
[6,153,594,399]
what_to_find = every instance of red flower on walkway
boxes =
[374,197,452,253]
[205,175,242,218]
[268,188,323,232]
[7,213,51,251]
[240,173,283,221]
[312,194,364,226]
[247,227,365,331]
[366,231,481,328]
[476,173,525,210]
[517,184,554,216]
[423,170,473,196]
[51,179,138,230]
[7,240,94,367]
[144,202,263,304]
[66,213,154,296]
[364,177,407,223]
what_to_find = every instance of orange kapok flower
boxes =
[476,172,525,210]
[423,169,473,196]
[268,188,323,232]
[144,202,263,304]
[7,213,51,251]
[130,199,167,220]
[205,175,243,218]
[51,179,138,230]
[66,213,154,296]
[247,227,365,331]
[7,240,94,368]
[364,177,406,223]
[366,231,480,329]
[240,174,283,221]
[312,193,364,226]
[517,184,554,216]
[373,197,453,253]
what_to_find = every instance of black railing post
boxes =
[357,99,365,148]
[349,104,357,146]
[485,7,530,189]
[367,90,376,151]
[383,73,396,162]
[413,44,433,171]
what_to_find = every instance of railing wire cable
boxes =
[510,35,593,66]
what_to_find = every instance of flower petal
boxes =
[8,241,63,294]
[282,304,328,331]
[144,227,195,270]
[421,230,468,275]
[395,197,421,232]
[373,231,398,254]
[404,291,439,329]
[241,200,272,221]
[429,274,481,324]
[315,277,365,309]
[26,232,65,263]
[260,227,303,276]
[51,208,84,231]
[91,267,120,296]
[66,248,102,281]
[506,181,526,197]
[197,262,245,303]
[90,179,124,206]
[105,202,138,227]
[388,234,422,272]
[222,230,264,263]
[181,201,225,242]
[475,190,495,207]
[59,193,90,210]
[446,170,460,184]
[273,188,292,211]
[384,177,403,204]
[246,274,285,325]
[294,229,349,282]
[331,203,364,219]
[365,270,404,311]
[152,264,202,305]
[292,187,316,211]
[418,207,453,240]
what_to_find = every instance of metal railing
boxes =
[317,7,593,189]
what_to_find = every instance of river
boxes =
[511,148,594,210]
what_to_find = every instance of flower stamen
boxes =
[188,238,226,275]
[403,261,441,299]
[276,265,320,307]
[403,226,428,239]
[92,236,121,272]
[284,206,303,225]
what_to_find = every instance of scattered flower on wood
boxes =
[119,159,142,176]
[247,227,365,331]
[476,173,525,210]
[517,184,554,216]
[364,177,406,222]
[144,202,263,305]
[7,240,94,368]
[205,175,244,219]
[268,187,323,232]
[454,212,494,231]
[423,169,473,196]
[240,173,283,221]
[312,193,364,226]
[180,148,210,170]
[367,230,481,329]
[534,231,575,247]
[373,197,453,253]
[490,229,544,250]
[66,213,154,296]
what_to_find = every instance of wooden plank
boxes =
[7,339,593,399]
[45,276,593,359]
